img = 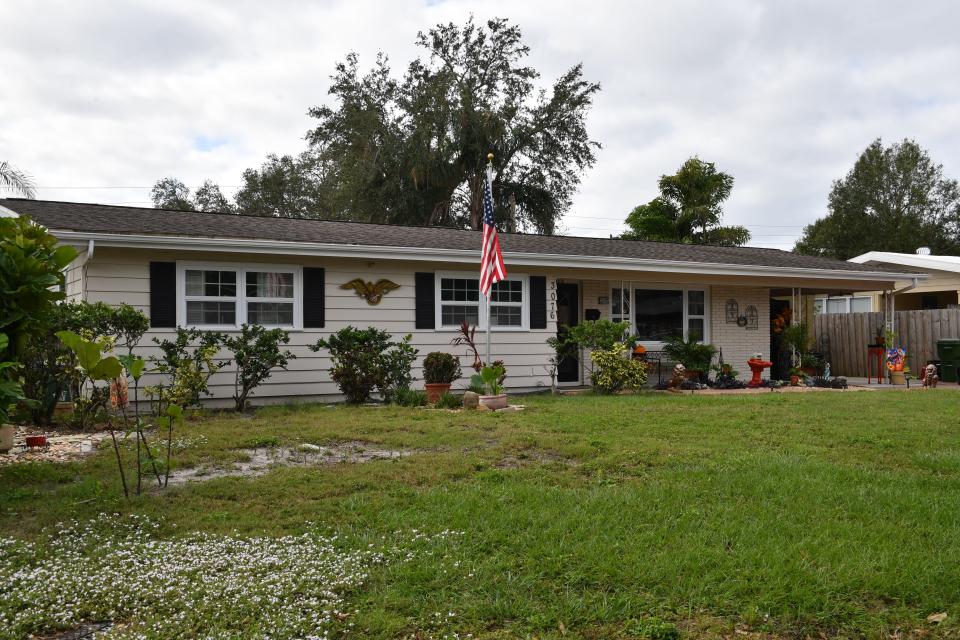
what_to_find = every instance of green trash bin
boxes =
[937,339,960,383]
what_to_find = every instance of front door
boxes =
[556,282,580,383]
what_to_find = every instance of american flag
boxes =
[479,166,507,296]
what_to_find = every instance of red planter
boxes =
[424,383,451,404]
[25,435,47,448]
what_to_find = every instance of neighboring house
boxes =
[0,199,921,405]
[847,251,960,311]
[812,293,875,315]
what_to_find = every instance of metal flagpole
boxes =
[485,292,492,367]
[485,153,494,368]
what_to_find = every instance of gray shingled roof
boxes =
[2,198,895,273]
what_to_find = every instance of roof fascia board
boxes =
[50,229,922,283]
[850,251,960,273]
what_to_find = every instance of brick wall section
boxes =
[581,280,611,320]
[710,286,771,370]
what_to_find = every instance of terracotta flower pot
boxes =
[478,394,508,411]
[424,383,452,404]
[0,424,14,453]
[25,435,47,448]
[889,371,906,385]
[53,401,75,419]
[790,375,800,386]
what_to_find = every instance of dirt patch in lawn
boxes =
[164,441,414,486]
[494,449,580,470]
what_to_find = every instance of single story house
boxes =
[1,199,922,405]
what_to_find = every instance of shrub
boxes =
[552,320,631,376]
[60,301,149,356]
[21,302,150,425]
[0,335,24,424]
[0,216,77,359]
[435,392,462,409]
[780,322,809,354]
[20,305,76,426]
[0,217,77,423]
[311,327,418,404]
[589,343,647,394]
[423,352,462,385]
[151,328,229,410]
[662,335,717,373]
[394,387,427,407]
[564,320,631,352]
[223,325,295,412]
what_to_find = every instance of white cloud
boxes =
[1,0,958,248]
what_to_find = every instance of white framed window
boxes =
[436,272,529,330]
[177,262,302,329]
[816,295,872,314]
[610,284,710,345]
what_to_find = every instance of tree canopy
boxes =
[305,18,600,232]
[622,157,750,246]
[233,153,324,218]
[150,17,600,233]
[794,139,960,259]
[150,178,234,213]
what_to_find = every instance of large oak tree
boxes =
[795,139,960,259]
[305,17,600,232]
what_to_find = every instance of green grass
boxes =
[2,392,959,638]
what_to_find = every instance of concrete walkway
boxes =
[844,377,960,391]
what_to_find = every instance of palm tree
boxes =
[0,161,37,198]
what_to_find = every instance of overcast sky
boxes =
[2,1,959,249]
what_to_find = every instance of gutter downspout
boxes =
[81,239,95,301]
[888,277,919,338]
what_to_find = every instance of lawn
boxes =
[2,392,959,639]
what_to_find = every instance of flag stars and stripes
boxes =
[479,166,507,296]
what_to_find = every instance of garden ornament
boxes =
[746,356,773,388]
[339,278,401,305]
[668,363,686,391]
[923,363,939,388]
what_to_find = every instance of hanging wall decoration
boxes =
[725,299,739,324]
[340,278,401,305]
[744,305,759,330]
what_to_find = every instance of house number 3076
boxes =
[548,278,557,320]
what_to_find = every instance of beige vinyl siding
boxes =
[83,247,557,406]
[64,254,85,302]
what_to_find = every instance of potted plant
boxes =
[422,352,462,403]
[781,322,810,356]
[799,352,823,377]
[471,363,507,410]
[662,335,717,382]
[788,367,805,386]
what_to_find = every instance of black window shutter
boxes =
[303,267,326,328]
[529,276,547,329]
[149,262,176,328]
[415,272,435,329]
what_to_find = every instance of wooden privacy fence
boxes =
[814,309,960,377]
